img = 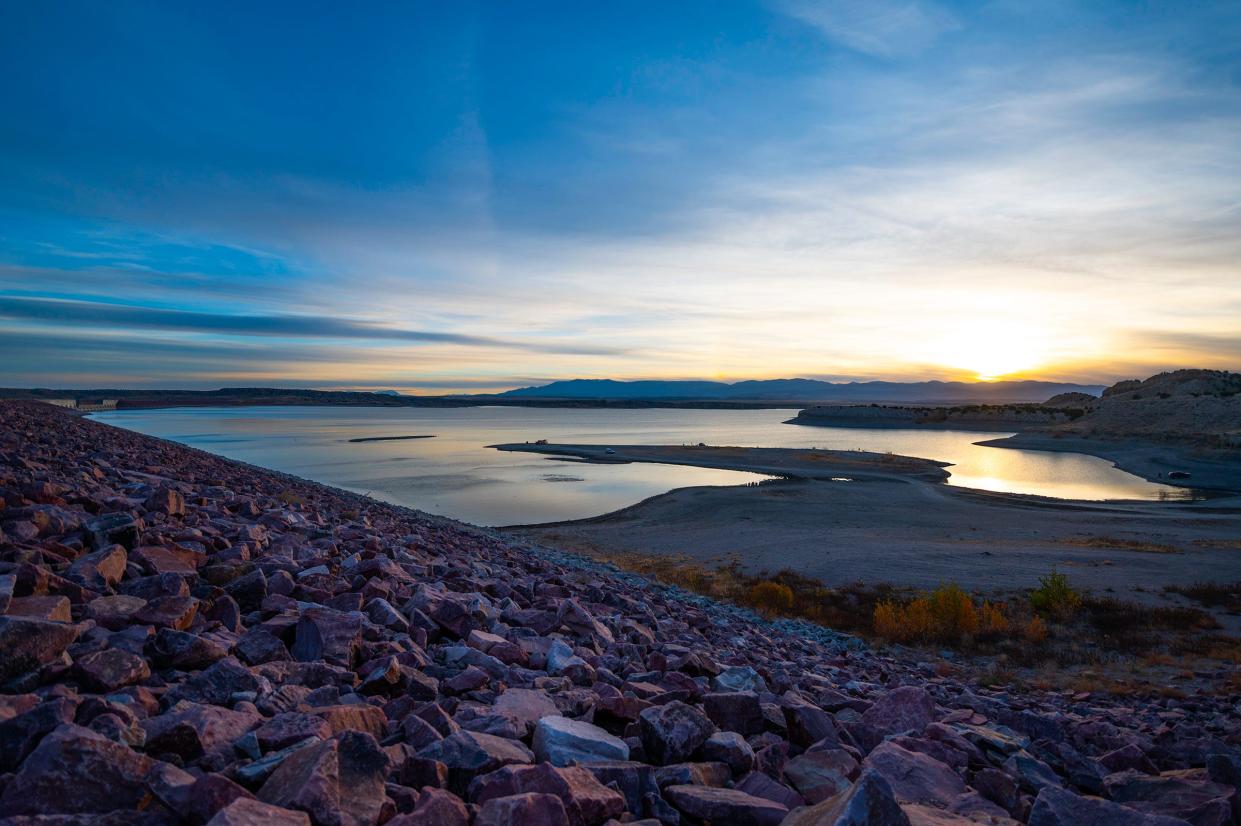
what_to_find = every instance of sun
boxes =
[921,320,1047,382]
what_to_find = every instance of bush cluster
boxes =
[1030,570,1082,620]
[873,584,1013,644]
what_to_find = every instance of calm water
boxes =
[93,406,1186,526]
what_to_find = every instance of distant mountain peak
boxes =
[498,377,1104,403]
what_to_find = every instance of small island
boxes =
[346,434,435,443]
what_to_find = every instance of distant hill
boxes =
[498,378,1104,404]
[1060,369,1241,441]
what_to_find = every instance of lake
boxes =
[92,406,1187,526]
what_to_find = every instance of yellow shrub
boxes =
[928,584,978,638]
[874,585,1015,644]
[874,600,905,641]
[747,581,794,614]
[1023,615,1048,643]
[979,601,1010,635]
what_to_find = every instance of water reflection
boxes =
[93,406,1188,526]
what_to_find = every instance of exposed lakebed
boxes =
[94,406,1186,526]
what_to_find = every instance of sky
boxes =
[1,1,1239,392]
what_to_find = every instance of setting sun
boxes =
[922,321,1048,382]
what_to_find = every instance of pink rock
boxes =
[738,770,806,810]
[257,712,334,752]
[206,797,312,826]
[85,594,148,630]
[862,687,936,736]
[143,702,262,761]
[785,749,856,803]
[861,741,966,808]
[0,615,81,681]
[75,648,151,692]
[145,487,186,517]
[664,784,789,826]
[314,704,389,740]
[638,701,717,765]
[494,688,559,730]
[703,691,766,736]
[258,731,390,826]
[468,762,626,826]
[475,792,572,826]
[66,544,127,590]
[133,594,199,629]
[1029,786,1192,825]
[387,788,469,826]
[291,607,362,667]
[782,768,911,826]
[556,598,614,644]
[133,544,202,575]
[1103,768,1235,826]
[0,723,169,816]
[6,594,72,622]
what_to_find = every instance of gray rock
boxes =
[534,715,630,766]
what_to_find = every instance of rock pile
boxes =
[0,400,1238,825]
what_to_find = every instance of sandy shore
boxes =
[501,443,1241,618]
[491,442,951,482]
[979,432,1241,491]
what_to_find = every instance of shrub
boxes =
[1023,615,1048,643]
[873,600,904,641]
[928,584,978,637]
[979,601,1010,636]
[747,581,794,614]
[873,584,982,644]
[1030,570,1082,620]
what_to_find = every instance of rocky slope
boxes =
[0,400,1238,825]
[1058,370,1241,442]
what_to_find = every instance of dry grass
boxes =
[1192,539,1241,551]
[586,547,1239,694]
[1164,581,1241,612]
[277,489,308,506]
[1062,535,1182,554]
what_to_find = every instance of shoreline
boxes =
[490,442,952,483]
[497,445,1241,613]
[979,432,1241,492]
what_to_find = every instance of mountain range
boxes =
[497,378,1104,404]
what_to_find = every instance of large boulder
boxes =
[1028,786,1193,825]
[206,798,312,826]
[1103,768,1234,826]
[75,648,151,692]
[533,715,630,767]
[0,724,170,816]
[66,544,127,591]
[388,788,469,825]
[258,731,390,826]
[782,769,911,826]
[861,687,935,736]
[494,688,559,731]
[468,762,625,826]
[861,741,965,808]
[664,784,789,826]
[0,616,80,681]
[703,691,766,736]
[638,701,717,765]
[474,792,571,826]
[143,702,262,762]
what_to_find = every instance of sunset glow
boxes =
[1,2,1238,390]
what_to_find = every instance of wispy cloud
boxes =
[0,296,629,357]
[775,0,959,57]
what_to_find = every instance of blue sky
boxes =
[2,1,1239,390]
